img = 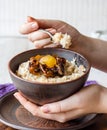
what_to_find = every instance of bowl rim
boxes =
[8,48,91,85]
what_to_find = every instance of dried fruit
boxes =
[39,55,57,68]
[28,54,66,77]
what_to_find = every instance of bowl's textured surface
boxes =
[8,48,91,105]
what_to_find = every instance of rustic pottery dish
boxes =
[8,48,91,105]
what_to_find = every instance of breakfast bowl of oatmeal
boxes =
[8,48,91,105]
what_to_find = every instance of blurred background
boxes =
[0,0,107,85]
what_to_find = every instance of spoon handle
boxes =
[39,29,53,40]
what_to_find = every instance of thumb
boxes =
[20,16,59,34]
[19,16,39,34]
[27,16,37,22]
[27,16,62,29]
[40,95,78,114]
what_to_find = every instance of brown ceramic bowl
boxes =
[8,48,91,105]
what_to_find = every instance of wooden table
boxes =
[0,114,107,130]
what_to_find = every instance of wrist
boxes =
[69,34,88,53]
[75,34,92,53]
[70,34,95,65]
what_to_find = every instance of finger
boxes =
[14,92,39,114]
[28,28,56,42]
[57,109,85,122]
[19,22,39,34]
[26,16,62,29]
[46,109,86,123]
[26,16,57,29]
[14,92,84,122]
[28,31,49,42]
[13,92,61,120]
[14,92,47,118]
[41,94,79,113]
[33,38,52,48]
[44,43,61,48]
[27,16,36,22]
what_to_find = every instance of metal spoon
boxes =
[39,29,53,41]
[39,29,62,48]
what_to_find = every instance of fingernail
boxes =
[41,105,50,113]
[13,93,18,98]
[31,22,38,28]
[14,92,20,97]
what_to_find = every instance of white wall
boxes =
[0,0,107,36]
[0,37,29,83]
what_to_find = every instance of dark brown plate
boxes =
[0,91,101,130]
